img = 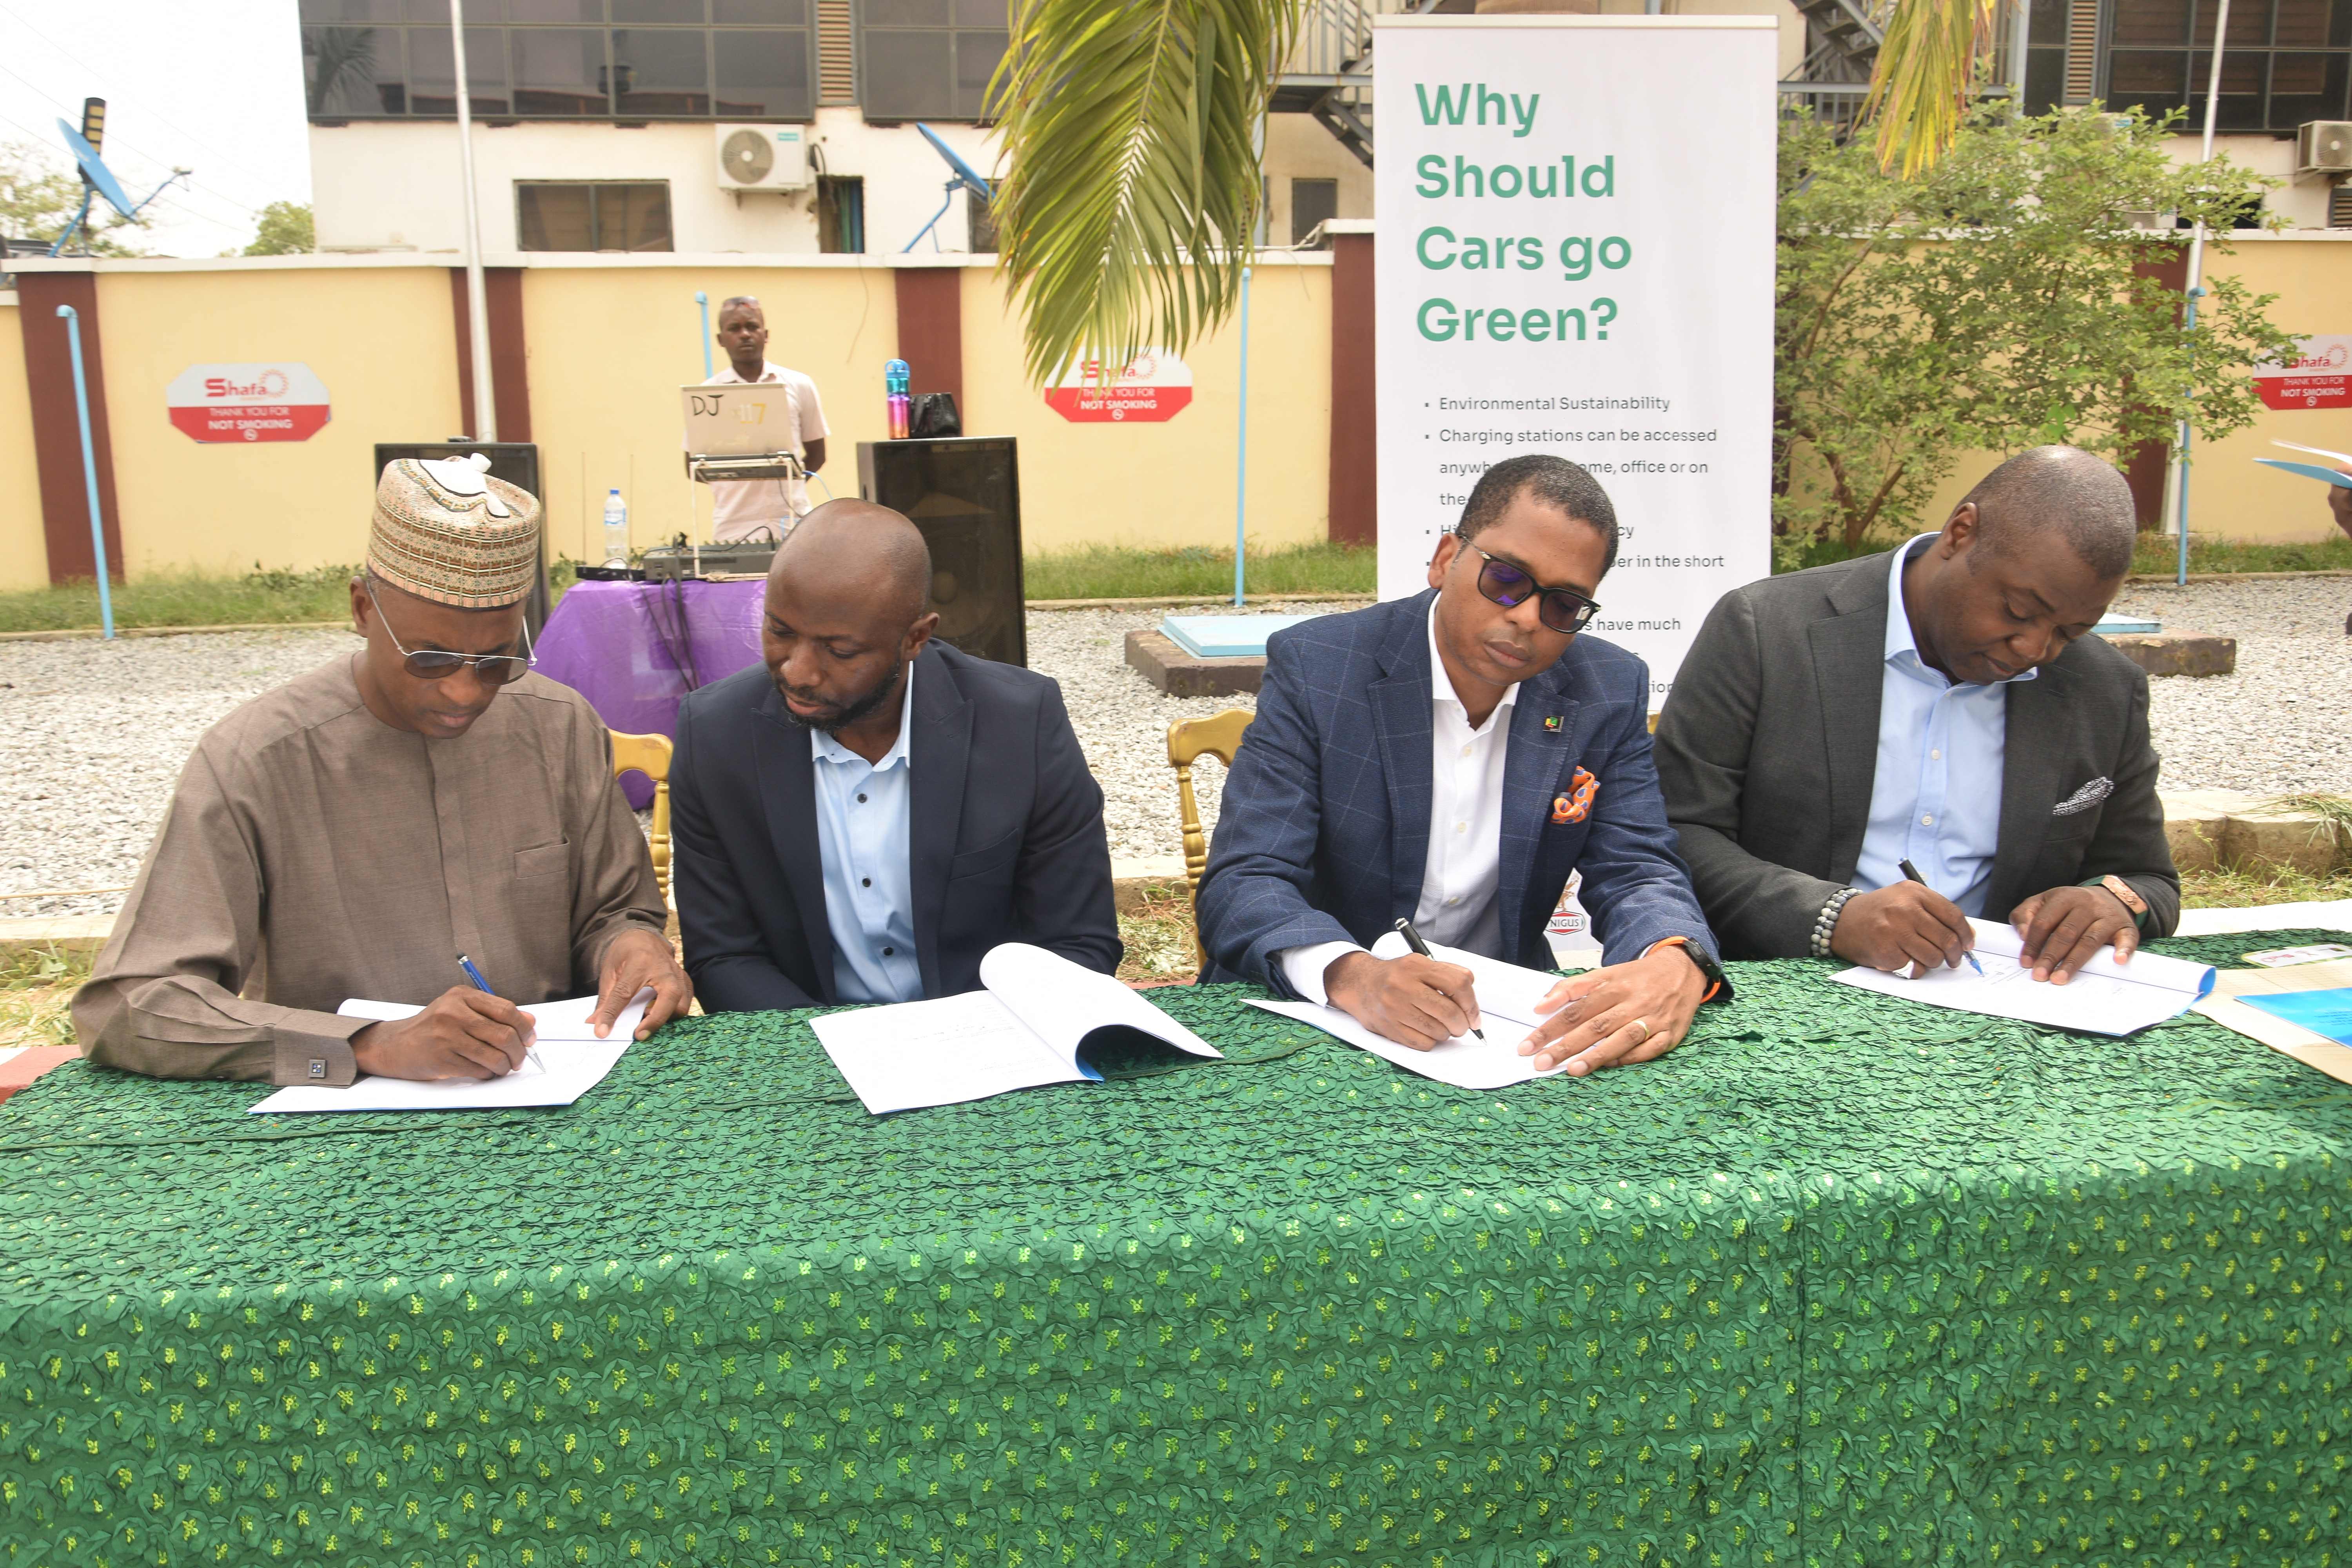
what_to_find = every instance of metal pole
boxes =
[452,0,497,442]
[55,305,114,640]
[2170,0,2231,586]
[1233,265,1253,607]
[695,290,712,378]
[2007,0,2031,98]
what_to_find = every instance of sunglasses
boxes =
[365,580,538,685]
[1461,543,1601,635]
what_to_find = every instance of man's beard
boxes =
[777,656,906,734]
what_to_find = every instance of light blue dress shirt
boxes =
[809,662,924,1004]
[1854,535,2036,917]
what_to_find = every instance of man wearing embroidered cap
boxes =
[76,454,691,1086]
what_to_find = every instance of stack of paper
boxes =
[1246,931,1576,1090]
[2194,956,2352,1085]
[248,989,651,1114]
[1829,919,2214,1035]
[809,944,1221,1114]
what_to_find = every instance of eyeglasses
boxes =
[1461,543,1602,635]
[364,580,537,685]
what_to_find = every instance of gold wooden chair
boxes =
[1168,709,1254,967]
[610,730,675,909]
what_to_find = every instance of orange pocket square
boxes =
[1551,768,1598,824]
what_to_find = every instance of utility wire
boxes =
[0,60,268,228]
[0,0,309,208]
[0,99,265,238]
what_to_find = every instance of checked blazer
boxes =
[1194,590,1723,995]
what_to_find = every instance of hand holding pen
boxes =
[1317,924,1484,1051]
[1896,860,1981,977]
[347,957,539,1083]
[1824,866,1976,975]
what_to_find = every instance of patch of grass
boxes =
[1024,542,1375,603]
[2131,532,2352,576]
[1118,883,1201,985]
[0,564,361,635]
[2181,862,2352,909]
[0,945,93,1050]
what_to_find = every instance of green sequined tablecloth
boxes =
[3,932,2350,1568]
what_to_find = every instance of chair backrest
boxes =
[1166,708,1254,969]
[609,730,675,910]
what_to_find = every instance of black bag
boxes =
[907,392,962,438]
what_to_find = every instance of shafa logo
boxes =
[202,368,292,400]
[2290,342,2351,372]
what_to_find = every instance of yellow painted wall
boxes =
[0,301,48,590]
[961,260,1334,554]
[91,266,462,576]
[1915,238,2352,543]
[519,263,898,561]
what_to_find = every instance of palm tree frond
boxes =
[988,0,1302,387]
[1863,0,1999,177]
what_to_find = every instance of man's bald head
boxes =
[1962,446,2138,580]
[773,500,933,626]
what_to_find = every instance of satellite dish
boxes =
[720,127,773,185]
[901,123,996,253]
[57,118,134,220]
[916,123,993,201]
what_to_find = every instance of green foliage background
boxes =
[1774,107,2296,570]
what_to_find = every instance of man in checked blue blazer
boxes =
[1196,455,1728,1076]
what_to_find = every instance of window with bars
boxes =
[2101,0,2352,131]
[855,0,1008,122]
[300,0,817,121]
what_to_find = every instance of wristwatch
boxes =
[1646,935,1730,1004]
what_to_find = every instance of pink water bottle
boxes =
[885,359,911,440]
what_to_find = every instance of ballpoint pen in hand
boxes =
[1895,860,1984,975]
[458,954,542,1074]
[1393,918,1484,1039]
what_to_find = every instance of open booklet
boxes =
[1829,918,2214,1036]
[247,989,652,1114]
[809,943,1222,1114]
[1246,930,1576,1091]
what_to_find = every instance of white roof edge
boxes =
[5,249,1334,274]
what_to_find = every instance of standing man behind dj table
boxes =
[704,295,831,543]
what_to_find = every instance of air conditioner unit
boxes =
[2297,120,2352,174]
[716,125,810,191]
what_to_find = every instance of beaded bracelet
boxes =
[1811,887,1858,958]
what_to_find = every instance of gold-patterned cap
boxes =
[367,454,541,607]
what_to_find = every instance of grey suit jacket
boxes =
[1653,548,2179,958]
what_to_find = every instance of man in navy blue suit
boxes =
[1196,454,1727,1075]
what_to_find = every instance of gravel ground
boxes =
[2108,578,2352,796]
[0,582,2339,921]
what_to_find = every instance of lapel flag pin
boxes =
[1543,715,1563,732]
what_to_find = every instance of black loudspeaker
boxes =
[855,436,1024,667]
[372,441,552,635]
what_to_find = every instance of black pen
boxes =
[1393,918,1484,1038]
[1896,860,1984,975]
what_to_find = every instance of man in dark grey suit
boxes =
[670,501,1120,1011]
[1656,446,2178,983]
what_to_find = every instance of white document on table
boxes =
[808,943,1222,1114]
[1244,933,1579,1090]
[246,989,652,1114]
[1828,918,2214,1036]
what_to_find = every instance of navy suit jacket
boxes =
[670,642,1122,1012]
[1195,591,1723,994]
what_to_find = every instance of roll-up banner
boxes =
[1373,15,1777,706]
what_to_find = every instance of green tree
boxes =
[0,140,147,255]
[987,0,1301,385]
[1774,106,2295,567]
[244,201,314,256]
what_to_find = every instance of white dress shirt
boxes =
[702,360,829,541]
[1854,534,2034,916]
[1277,605,1518,1003]
[809,662,923,1005]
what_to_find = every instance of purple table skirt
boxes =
[534,579,767,808]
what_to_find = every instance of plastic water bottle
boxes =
[602,489,629,566]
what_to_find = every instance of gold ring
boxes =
[1628,1017,1652,1045]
